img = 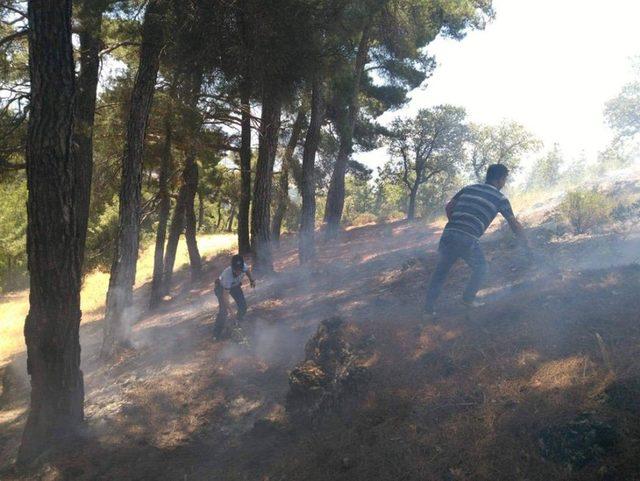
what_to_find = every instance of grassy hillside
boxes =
[0,234,236,364]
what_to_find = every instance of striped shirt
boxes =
[444,183,514,239]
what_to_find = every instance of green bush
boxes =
[85,198,120,271]
[350,212,378,227]
[0,175,28,292]
[557,189,614,234]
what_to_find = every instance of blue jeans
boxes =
[214,283,247,337]
[425,230,487,309]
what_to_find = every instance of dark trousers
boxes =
[214,284,247,337]
[425,230,487,309]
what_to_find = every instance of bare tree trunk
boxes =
[407,184,419,221]
[289,153,303,193]
[197,190,204,230]
[299,79,325,264]
[74,0,104,268]
[272,108,305,244]
[250,85,282,273]
[162,187,187,295]
[149,106,173,309]
[19,0,82,463]
[237,79,252,254]
[216,202,223,231]
[324,25,370,237]
[182,70,204,280]
[226,205,236,232]
[102,0,166,358]
[183,154,202,279]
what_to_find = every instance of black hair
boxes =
[486,164,509,184]
[231,254,244,270]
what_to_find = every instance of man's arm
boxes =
[500,199,530,249]
[505,213,530,249]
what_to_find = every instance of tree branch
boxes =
[100,41,139,57]
[0,28,27,49]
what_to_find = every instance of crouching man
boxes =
[424,164,530,316]
[214,254,255,339]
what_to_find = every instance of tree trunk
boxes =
[216,201,223,231]
[183,154,202,280]
[197,190,204,230]
[237,79,252,255]
[272,108,305,244]
[299,79,325,264]
[149,106,173,309]
[102,0,166,358]
[226,205,236,232]
[407,185,418,221]
[324,133,350,236]
[250,85,282,273]
[182,70,204,281]
[162,187,187,295]
[324,25,370,237]
[19,0,83,464]
[73,0,104,268]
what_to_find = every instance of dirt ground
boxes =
[2,212,640,480]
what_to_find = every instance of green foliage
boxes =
[84,197,120,271]
[342,174,376,225]
[527,143,563,190]
[467,121,541,181]
[386,105,467,219]
[604,61,640,139]
[596,138,639,174]
[557,189,614,235]
[0,173,27,291]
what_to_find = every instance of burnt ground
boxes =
[2,217,640,480]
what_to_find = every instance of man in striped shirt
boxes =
[424,164,529,315]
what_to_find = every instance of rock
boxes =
[539,414,619,470]
[286,317,370,421]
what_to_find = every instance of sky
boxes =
[357,0,640,171]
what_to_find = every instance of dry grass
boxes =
[0,234,236,364]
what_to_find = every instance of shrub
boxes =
[557,189,614,234]
[350,212,378,227]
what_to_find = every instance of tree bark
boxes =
[299,79,325,264]
[102,0,166,358]
[272,108,305,244]
[149,106,173,309]
[73,0,104,268]
[197,190,204,230]
[162,187,187,295]
[182,70,204,280]
[19,0,83,464]
[324,25,370,237]
[183,153,202,279]
[237,78,252,254]
[407,185,418,221]
[161,70,203,292]
[250,84,282,273]
[216,201,223,231]
[226,205,236,232]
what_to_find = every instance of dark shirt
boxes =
[444,183,514,239]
